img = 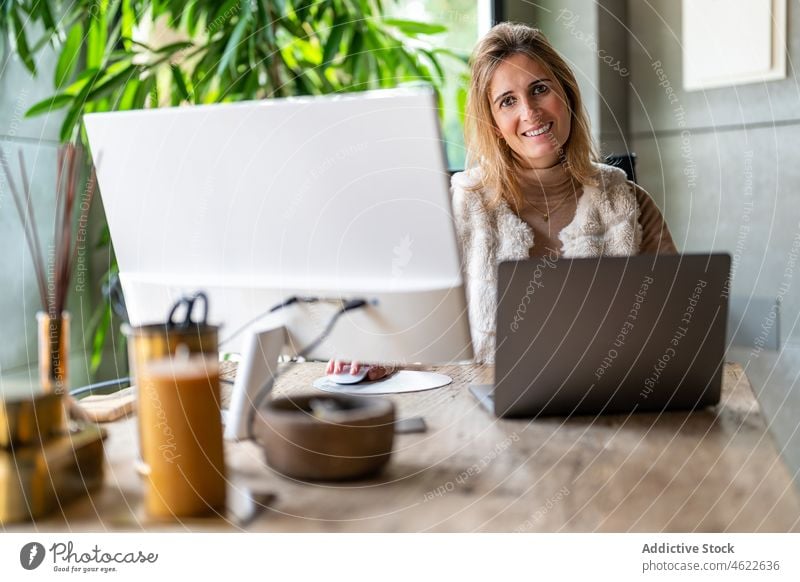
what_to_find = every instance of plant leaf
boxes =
[95,226,111,249]
[154,40,195,54]
[90,306,111,373]
[86,1,108,69]
[133,75,155,109]
[36,0,57,32]
[11,7,36,74]
[294,0,314,22]
[382,18,447,36]
[117,78,140,109]
[346,28,363,60]
[25,94,75,117]
[184,0,199,36]
[56,67,102,96]
[433,47,470,64]
[55,23,84,89]
[59,75,99,142]
[121,0,134,50]
[420,48,445,83]
[86,62,136,101]
[171,64,190,101]
[278,15,305,39]
[322,16,345,69]
[457,84,467,125]
[216,6,251,76]
[209,0,240,28]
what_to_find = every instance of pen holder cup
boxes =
[253,394,395,481]
[124,322,219,380]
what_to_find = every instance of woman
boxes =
[329,21,676,375]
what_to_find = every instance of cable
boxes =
[245,298,369,440]
[68,296,319,398]
[68,296,370,437]
[219,296,319,347]
[296,299,368,360]
[70,377,131,397]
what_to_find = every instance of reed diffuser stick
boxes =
[0,148,48,308]
[17,151,49,311]
[0,144,96,316]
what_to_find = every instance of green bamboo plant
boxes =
[19,0,466,373]
[0,1,59,74]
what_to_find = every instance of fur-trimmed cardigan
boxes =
[451,163,642,363]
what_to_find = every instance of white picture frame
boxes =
[682,0,786,91]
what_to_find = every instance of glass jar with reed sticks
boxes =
[0,144,96,396]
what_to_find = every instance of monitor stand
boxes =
[224,322,287,441]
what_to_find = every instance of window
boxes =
[386,0,493,170]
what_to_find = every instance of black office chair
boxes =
[449,153,638,184]
[604,153,637,184]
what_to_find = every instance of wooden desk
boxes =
[8,363,800,532]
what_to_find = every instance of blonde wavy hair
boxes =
[464,22,599,211]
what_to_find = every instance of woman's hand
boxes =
[325,359,394,381]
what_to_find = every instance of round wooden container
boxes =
[253,394,395,481]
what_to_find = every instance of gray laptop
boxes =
[470,254,731,417]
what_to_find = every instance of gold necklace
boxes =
[526,195,572,222]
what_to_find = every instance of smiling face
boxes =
[489,53,572,169]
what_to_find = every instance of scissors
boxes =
[167,292,209,329]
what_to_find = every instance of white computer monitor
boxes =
[84,87,474,438]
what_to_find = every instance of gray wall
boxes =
[1,38,62,373]
[627,0,800,350]
[0,35,108,384]
[503,0,631,154]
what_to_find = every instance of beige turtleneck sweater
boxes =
[515,164,678,258]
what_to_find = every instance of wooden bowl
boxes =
[253,394,395,481]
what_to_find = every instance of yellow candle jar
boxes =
[137,354,226,518]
